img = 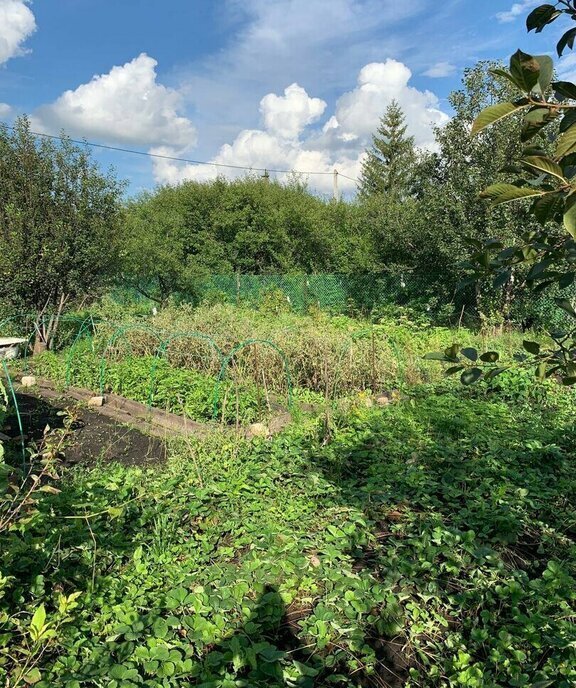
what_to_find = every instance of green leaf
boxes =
[555,297,576,318]
[555,123,576,158]
[522,143,548,157]
[456,277,477,291]
[444,343,460,361]
[445,365,465,376]
[152,618,169,639]
[527,258,553,280]
[532,278,556,293]
[521,107,558,142]
[559,110,576,137]
[30,604,46,637]
[510,50,541,92]
[489,68,523,90]
[522,156,566,182]
[534,55,554,93]
[526,5,559,33]
[109,665,128,680]
[471,102,525,135]
[485,367,508,381]
[493,270,512,289]
[553,80,576,101]
[557,27,576,56]
[484,238,504,249]
[423,352,449,361]
[532,193,564,224]
[562,376,576,385]
[461,347,478,362]
[22,669,42,685]
[480,351,499,363]
[293,660,319,677]
[563,197,576,239]
[523,340,541,355]
[461,368,482,385]
[480,184,546,205]
[536,361,548,379]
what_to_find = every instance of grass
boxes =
[0,371,574,687]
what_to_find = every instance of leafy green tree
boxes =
[122,189,189,306]
[355,66,542,313]
[0,117,124,349]
[415,63,544,315]
[121,176,357,305]
[358,100,416,199]
[429,2,576,384]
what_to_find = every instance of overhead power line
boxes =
[336,172,358,183]
[2,123,359,183]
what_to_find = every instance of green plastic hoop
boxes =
[212,338,292,420]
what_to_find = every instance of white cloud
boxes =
[260,83,326,139]
[0,103,12,118]
[557,53,576,83]
[496,0,539,23]
[179,0,428,156]
[0,0,36,66]
[329,60,449,149]
[32,53,196,148]
[152,61,448,195]
[423,61,457,78]
[151,135,362,195]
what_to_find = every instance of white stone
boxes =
[87,395,105,407]
[376,395,391,406]
[247,422,269,438]
[21,375,37,387]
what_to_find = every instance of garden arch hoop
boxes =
[212,338,292,420]
[99,324,164,396]
[148,331,224,408]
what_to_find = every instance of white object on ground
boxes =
[21,375,37,387]
[0,337,27,360]
[247,422,269,438]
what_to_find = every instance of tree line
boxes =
[0,60,553,345]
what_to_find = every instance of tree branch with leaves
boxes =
[430,2,576,386]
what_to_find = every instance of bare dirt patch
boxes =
[5,390,167,467]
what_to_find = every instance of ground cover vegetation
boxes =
[0,368,574,687]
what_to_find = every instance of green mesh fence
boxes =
[197,273,431,312]
[110,273,576,329]
[112,274,461,314]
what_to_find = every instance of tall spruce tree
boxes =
[358,100,416,199]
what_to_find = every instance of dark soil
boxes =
[4,391,166,467]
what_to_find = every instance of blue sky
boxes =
[0,0,564,196]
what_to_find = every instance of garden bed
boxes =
[3,388,167,467]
